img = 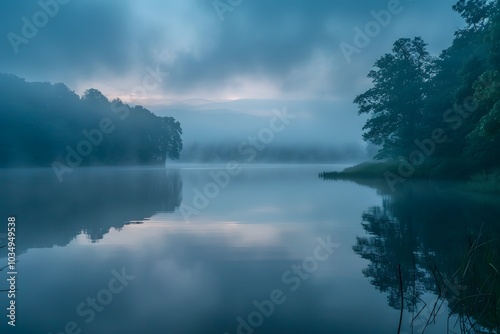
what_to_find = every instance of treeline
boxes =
[0,74,183,168]
[355,0,500,179]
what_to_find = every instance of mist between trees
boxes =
[0,74,183,170]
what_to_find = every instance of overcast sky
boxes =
[0,0,465,150]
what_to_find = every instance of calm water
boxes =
[0,165,499,334]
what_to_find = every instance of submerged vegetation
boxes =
[413,228,500,333]
[347,176,500,333]
[450,229,500,332]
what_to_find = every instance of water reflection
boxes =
[2,165,499,333]
[0,165,396,334]
[345,178,500,332]
[0,168,183,248]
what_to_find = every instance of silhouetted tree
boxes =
[354,37,434,159]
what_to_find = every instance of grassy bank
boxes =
[467,169,500,194]
[320,162,500,194]
[319,161,406,180]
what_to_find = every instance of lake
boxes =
[0,164,499,334]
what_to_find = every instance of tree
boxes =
[452,0,496,32]
[82,88,109,104]
[470,1,500,138]
[351,0,500,177]
[354,37,434,159]
[460,1,500,172]
[0,74,183,167]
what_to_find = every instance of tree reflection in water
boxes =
[347,179,500,333]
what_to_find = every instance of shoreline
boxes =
[320,161,500,194]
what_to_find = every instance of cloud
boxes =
[0,0,464,101]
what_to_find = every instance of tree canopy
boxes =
[355,0,500,177]
[0,74,183,167]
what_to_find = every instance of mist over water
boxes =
[1,0,499,333]
[1,165,498,333]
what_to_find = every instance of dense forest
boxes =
[0,73,183,170]
[353,0,500,180]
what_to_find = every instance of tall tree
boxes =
[452,0,495,32]
[470,1,500,138]
[354,37,434,159]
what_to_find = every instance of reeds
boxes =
[412,226,500,333]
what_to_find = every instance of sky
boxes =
[0,0,465,154]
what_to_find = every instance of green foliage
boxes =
[452,0,495,30]
[471,5,500,138]
[0,74,183,167]
[467,168,500,192]
[354,0,500,178]
[354,37,434,159]
[320,161,400,180]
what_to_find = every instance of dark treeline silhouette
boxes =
[355,0,500,179]
[0,73,183,167]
